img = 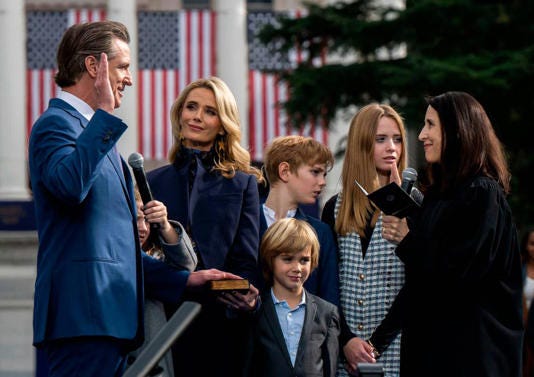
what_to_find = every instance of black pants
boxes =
[168,298,250,377]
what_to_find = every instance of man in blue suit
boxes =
[28,21,232,377]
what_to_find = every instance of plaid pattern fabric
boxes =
[334,194,404,377]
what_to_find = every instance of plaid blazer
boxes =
[332,194,404,377]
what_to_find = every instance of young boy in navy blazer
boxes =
[244,218,340,377]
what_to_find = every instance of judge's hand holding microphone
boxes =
[382,163,410,245]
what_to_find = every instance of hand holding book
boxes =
[212,278,260,312]
[355,179,420,219]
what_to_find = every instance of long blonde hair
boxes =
[336,103,407,236]
[168,76,262,182]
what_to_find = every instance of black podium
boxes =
[123,301,201,377]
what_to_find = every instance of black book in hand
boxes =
[355,180,420,218]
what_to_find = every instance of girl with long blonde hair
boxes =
[322,103,408,377]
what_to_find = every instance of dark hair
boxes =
[521,228,534,263]
[425,91,511,194]
[55,20,130,87]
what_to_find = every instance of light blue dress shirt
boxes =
[271,288,306,366]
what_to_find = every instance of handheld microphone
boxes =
[400,167,418,194]
[128,152,159,230]
[410,187,424,206]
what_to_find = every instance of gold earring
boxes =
[216,134,227,161]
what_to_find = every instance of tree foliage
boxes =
[258,0,534,230]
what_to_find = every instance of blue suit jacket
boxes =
[29,99,189,347]
[147,158,260,284]
[243,290,340,377]
[259,208,340,305]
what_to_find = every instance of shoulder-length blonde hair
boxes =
[168,76,262,181]
[260,218,320,287]
[336,103,407,236]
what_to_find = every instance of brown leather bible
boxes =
[209,279,250,293]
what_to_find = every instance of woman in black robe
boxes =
[380,91,523,376]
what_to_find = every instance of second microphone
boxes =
[128,152,160,230]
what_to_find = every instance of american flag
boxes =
[247,10,328,161]
[138,10,216,160]
[26,8,327,161]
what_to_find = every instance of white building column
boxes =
[0,0,29,200]
[213,0,249,149]
[107,0,138,157]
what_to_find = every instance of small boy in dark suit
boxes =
[244,218,340,377]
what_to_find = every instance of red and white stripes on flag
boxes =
[247,9,329,162]
[26,69,59,138]
[179,10,216,88]
[138,69,179,161]
[67,8,106,25]
[138,10,216,160]
[248,71,329,162]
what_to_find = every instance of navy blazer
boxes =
[147,152,260,376]
[147,156,260,284]
[259,208,340,305]
[243,290,340,377]
[29,99,189,347]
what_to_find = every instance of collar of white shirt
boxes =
[57,90,95,121]
[262,204,297,228]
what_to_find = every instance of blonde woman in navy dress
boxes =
[147,77,263,376]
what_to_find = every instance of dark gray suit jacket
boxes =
[243,289,340,377]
